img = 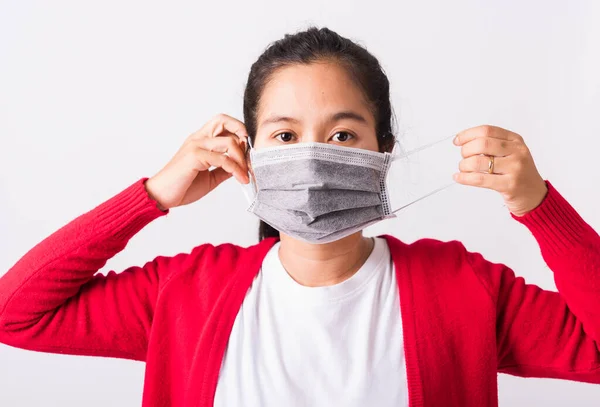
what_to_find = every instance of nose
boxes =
[299,129,328,144]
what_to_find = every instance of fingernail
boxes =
[453,173,459,181]
[453,135,460,145]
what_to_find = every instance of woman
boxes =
[0,26,598,407]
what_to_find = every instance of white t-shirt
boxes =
[214,237,408,406]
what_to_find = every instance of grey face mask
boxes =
[240,137,455,244]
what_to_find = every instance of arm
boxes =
[0,114,253,362]
[468,181,600,382]
[0,178,171,361]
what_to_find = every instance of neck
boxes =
[277,232,375,287]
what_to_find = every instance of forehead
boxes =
[257,61,373,122]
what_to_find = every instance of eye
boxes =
[274,132,295,143]
[331,131,354,143]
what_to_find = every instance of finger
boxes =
[461,137,514,158]
[453,171,508,192]
[187,113,249,144]
[179,168,234,205]
[454,125,522,146]
[208,113,249,141]
[196,134,248,173]
[193,148,249,184]
[458,155,510,174]
[208,167,233,189]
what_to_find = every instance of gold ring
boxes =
[487,155,495,174]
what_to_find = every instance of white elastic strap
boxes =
[386,133,457,213]
[391,134,456,161]
[391,182,456,214]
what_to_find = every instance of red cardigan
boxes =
[0,178,599,407]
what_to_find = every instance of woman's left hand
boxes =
[453,125,548,217]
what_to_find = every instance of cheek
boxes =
[357,132,380,152]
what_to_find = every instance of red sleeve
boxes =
[468,181,600,382]
[0,178,171,361]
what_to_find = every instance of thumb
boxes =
[209,167,233,189]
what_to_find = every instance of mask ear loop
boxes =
[390,134,456,161]
[391,183,456,214]
[387,134,459,215]
[241,136,258,208]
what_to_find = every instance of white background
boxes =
[1,0,599,405]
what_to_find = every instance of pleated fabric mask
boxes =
[240,137,455,244]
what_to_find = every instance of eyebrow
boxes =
[260,111,369,127]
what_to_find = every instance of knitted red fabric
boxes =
[0,178,598,406]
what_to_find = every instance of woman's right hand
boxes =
[145,114,250,211]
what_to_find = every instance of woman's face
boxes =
[253,61,379,152]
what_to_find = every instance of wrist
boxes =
[144,179,168,212]
[511,181,549,217]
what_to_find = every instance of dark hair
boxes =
[243,26,398,242]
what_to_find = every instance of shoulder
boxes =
[154,238,277,292]
[381,234,470,267]
[380,234,500,301]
